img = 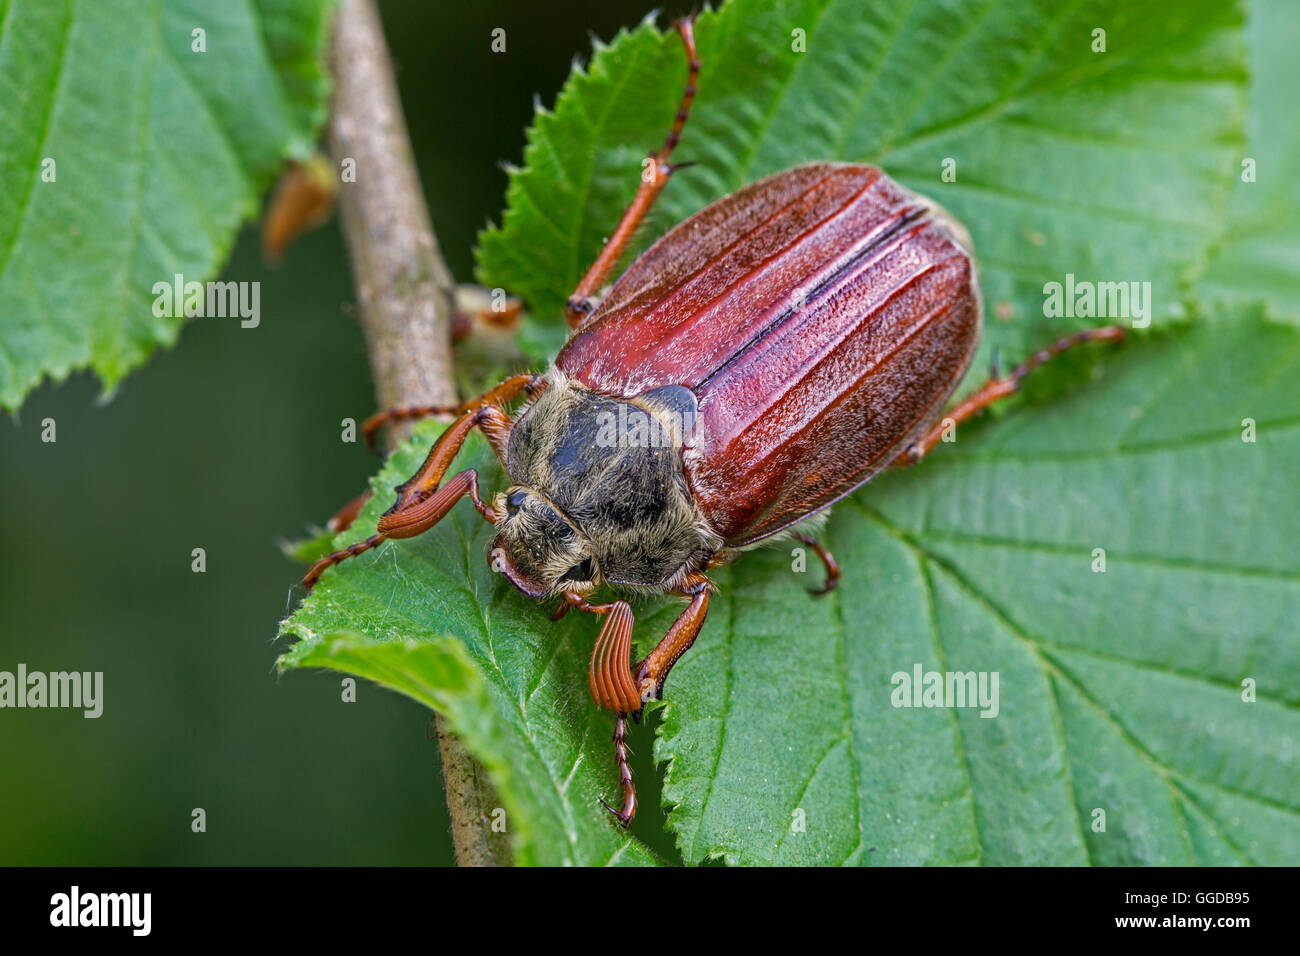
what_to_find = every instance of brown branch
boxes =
[328,0,511,867]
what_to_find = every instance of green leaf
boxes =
[282,0,1295,866]
[279,632,530,861]
[658,309,1300,864]
[0,0,333,409]
[279,429,662,867]
[477,0,1246,374]
[1197,0,1300,320]
[281,309,1299,866]
[279,525,335,565]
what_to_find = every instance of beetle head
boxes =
[490,486,598,598]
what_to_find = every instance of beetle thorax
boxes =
[501,373,719,592]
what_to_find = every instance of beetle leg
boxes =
[794,533,840,596]
[301,374,544,592]
[565,575,713,826]
[378,467,498,534]
[633,573,713,702]
[564,16,701,327]
[477,404,516,467]
[302,467,497,591]
[361,372,544,451]
[326,488,374,533]
[893,324,1126,466]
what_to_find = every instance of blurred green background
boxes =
[0,0,677,865]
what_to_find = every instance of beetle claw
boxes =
[599,797,634,828]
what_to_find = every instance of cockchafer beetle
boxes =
[302,16,1124,826]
